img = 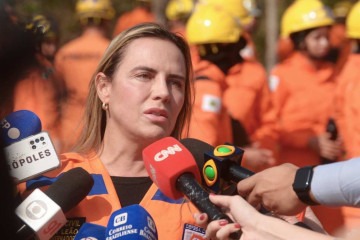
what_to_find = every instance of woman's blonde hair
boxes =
[73,23,194,154]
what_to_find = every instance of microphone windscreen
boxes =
[142,136,201,199]
[1,110,42,146]
[45,167,94,212]
[74,223,106,240]
[180,138,214,171]
[105,204,158,240]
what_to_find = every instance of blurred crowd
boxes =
[1,0,360,236]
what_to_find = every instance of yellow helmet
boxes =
[333,0,353,19]
[76,0,115,22]
[200,0,254,26]
[26,15,58,41]
[186,3,243,44]
[346,1,360,39]
[281,0,334,38]
[165,0,194,21]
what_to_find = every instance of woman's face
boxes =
[304,27,331,59]
[105,37,186,142]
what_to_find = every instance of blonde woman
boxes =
[19,23,205,239]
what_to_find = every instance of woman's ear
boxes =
[95,72,111,104]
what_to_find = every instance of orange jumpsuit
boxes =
[18,152,205,239]
[223,61,277,153]
[335,53,360,231]
[54,30,110,153]
[13,55,60,148]
[187,60,233,146]
[113,7,156,37]
[270,52,344,234]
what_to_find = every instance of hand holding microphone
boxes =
[142,137,242,239]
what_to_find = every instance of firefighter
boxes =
[55,0,114,153]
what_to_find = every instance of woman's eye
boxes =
[169,79,184,89]
[136,73,152,80]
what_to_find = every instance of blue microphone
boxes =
[105,204,158,240]
[1,110,60,183]
[1,110,42,147]
[74,223,106,240]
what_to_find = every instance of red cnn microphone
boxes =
[143,137,242,239]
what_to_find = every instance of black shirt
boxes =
[110,176,152,207]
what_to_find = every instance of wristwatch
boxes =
[292,166,319,205]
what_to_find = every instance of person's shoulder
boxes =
[242,60,267,77]
[57,35,87,52]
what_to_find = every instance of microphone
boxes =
[320,118,338,164]
[1,109,42,147]
[180,138,315,229]
[142,137,241,239]
[105,204,158,240]
[1,110,61,183]
[15,167,94,240]
[74,223,106,240]
[180,138,253,193]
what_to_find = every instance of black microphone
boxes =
[180,138,253,193]
[15,167,94,240]
[181,138,317,230]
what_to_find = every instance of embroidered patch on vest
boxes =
[182,223,206,240]
[51,217,86,239]
[201,94,221,113]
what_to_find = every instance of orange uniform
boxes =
[13,55,60,147]
[223,61,277,152]
[270,52,337,167]
[54,30,110,153]
[187,60,232,146]
[18,152,205,239]
[335,54,360,231]
[113,7,156,37]
[270,52,344,234]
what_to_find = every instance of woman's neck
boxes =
[98,133,149,177]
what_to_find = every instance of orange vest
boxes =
[54,31,110,153]
[18,152,205,240]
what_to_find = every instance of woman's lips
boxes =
[144,108,169,122]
